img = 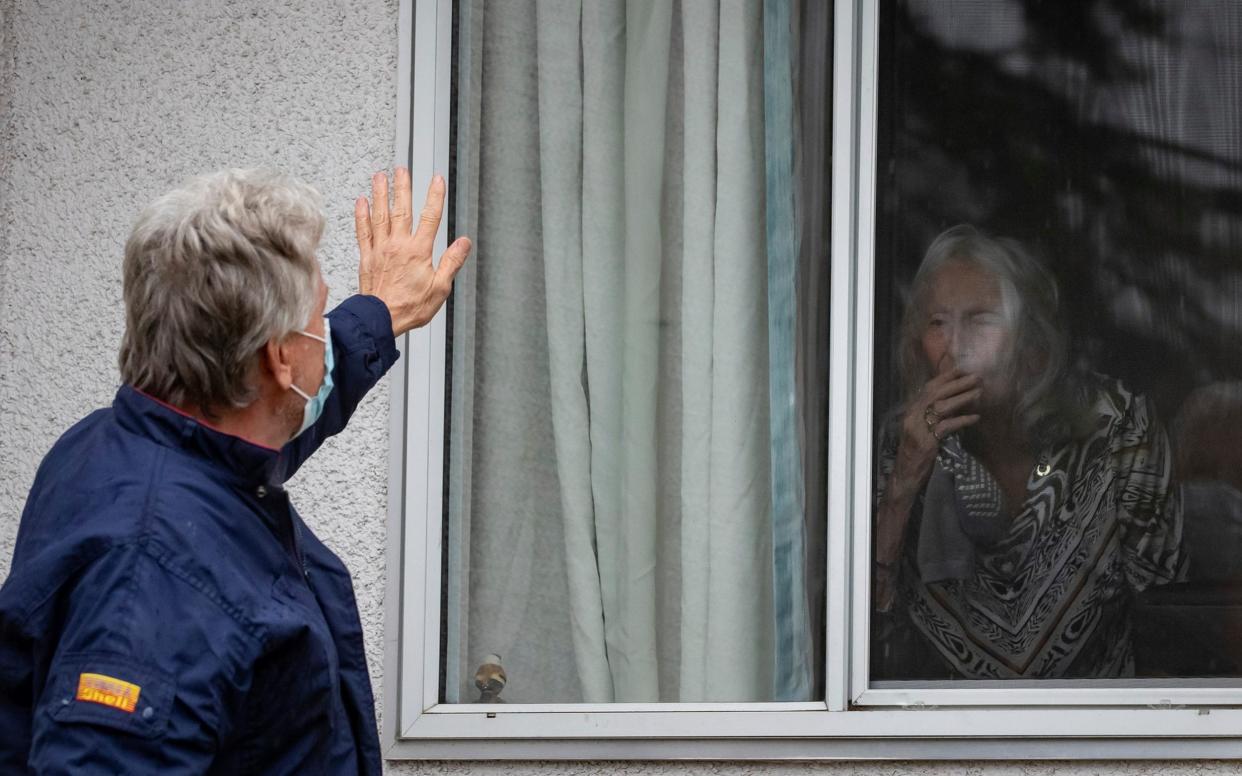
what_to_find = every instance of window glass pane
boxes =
[872,0,1242,681]
[440,0,831,704]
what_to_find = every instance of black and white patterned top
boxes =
[875,377,1184,679]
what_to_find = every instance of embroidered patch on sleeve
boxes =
[76,672,142,713]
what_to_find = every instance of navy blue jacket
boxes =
[0,294,398,774]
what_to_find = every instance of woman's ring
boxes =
[923,405,942,441]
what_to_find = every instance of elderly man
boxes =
[0,168,470,774]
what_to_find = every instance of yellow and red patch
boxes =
[76,672,141,713]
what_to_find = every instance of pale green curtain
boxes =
[448,0,800,703]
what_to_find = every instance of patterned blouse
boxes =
[874,378,1184,679]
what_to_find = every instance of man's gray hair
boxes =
[119,168,324,417]
[898,225,1090,444]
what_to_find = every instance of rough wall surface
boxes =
[0,0,399,756]
[0,1,1230,774]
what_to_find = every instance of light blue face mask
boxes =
[289,318,334,439]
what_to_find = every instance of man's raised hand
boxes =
[355,167,472,336]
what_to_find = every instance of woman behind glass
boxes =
[873,225,1184,679]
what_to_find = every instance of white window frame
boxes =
[380,0,1242,760]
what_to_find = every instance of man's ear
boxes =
[262,336,296,391]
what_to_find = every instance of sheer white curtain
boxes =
[448,0,784,703]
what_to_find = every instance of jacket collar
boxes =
[113,385,287,486]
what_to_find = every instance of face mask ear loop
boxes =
[289,318,334,440]
[295,329,327,345]
[288,327,325,402]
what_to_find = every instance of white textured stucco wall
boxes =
[0,1,1233,774]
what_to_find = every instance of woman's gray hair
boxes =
[898,225,1089,444]
[119,168,324,417]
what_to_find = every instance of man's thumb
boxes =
[436,236,473,289]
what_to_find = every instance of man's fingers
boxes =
[370,172,391,240]
[355,196,373,254]
[391,166,413,234]
[355,197,375,293]
[435,236,472,293]
[412,175,447,258]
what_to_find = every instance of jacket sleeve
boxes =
[276,294,401,482]
[27,544,249,775]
